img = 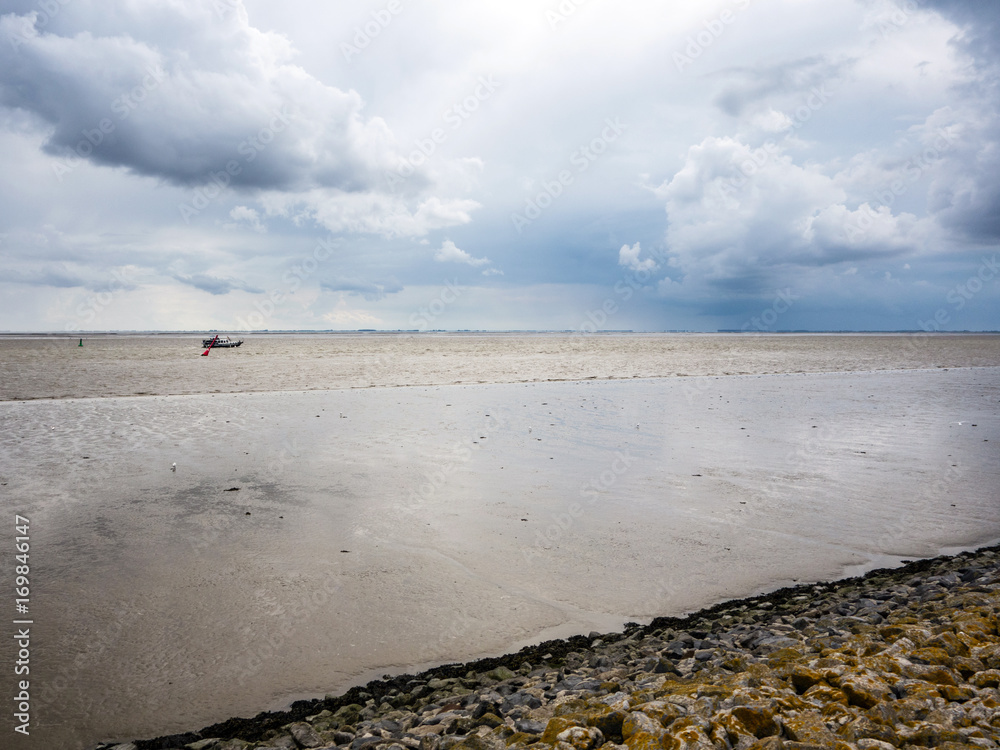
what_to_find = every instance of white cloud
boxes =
[434,240,490,267]
[618,242,658,272]
[225,206,266,233]
[656,135,935,295]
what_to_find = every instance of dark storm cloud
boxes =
[172,273,264,296]
[922,0,1000,63]
[321,276,404,302]
[712,56,849,117]
[0,1,400,192]
[1,265,138,291]
[919,0,1000,243]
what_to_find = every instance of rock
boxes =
[839,716,899,746]
[261,736,297,750]
[186,741,222,750]
[896,722,969,746]
[902,663,961,686]
[543,717,585,744]
[472,713,504,730]
[969,669,1000,688]
[486,667,516,682]
[802,683,848,706]
[450,733,504,750]
[855,740,896,750]
[781,715,840,746]
[623,731,666,750]
[950,655,986,678]
[789,665,824,693]
[286,722,324,748]
[730,706,779,739]
[515,718,547,735]
[839,673,893,708]
[662,718,715,750]
[622,711,663,740]
[556,726,604,750]
[334,705,365,727]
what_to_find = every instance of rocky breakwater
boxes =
[104,546,1000,750]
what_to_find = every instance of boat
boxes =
[201,335,243,348]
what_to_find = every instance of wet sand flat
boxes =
[2,332,1000,401]
[1,347,998,748]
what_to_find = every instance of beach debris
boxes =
[224,487,239,492]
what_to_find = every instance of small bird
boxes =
[171,463,176,472]
[528,427,532,433]
[636,424,640,429]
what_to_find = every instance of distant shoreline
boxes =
[2,330,1000,336]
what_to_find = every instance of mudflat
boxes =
[0,334,997,748]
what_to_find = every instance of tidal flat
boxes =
[0,333,997,748]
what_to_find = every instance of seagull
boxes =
[171,463,176,472]
[636,424,640,429]
[528,427,532,433]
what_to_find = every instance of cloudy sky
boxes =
[1,0,998,332]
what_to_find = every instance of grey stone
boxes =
[286,722,324,748]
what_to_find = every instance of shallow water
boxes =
[0,334,998,748]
